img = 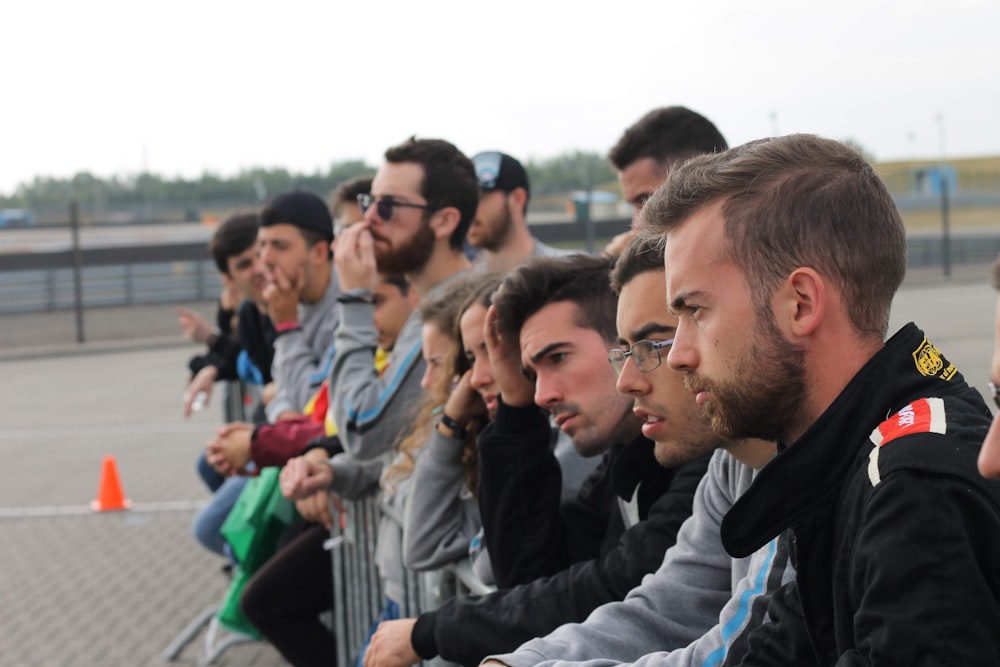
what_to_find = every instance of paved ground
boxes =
[0,344,289,666]
[0,263,996,666]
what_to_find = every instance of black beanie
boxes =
[260,190,334,242]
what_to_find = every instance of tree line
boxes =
[0,151,617,216]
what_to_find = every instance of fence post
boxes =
[940,176,951,277]
[70,200,85,343]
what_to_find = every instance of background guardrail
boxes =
[4,227,1000,318]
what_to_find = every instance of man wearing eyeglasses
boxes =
[467,151,565,273]
[467,239,789,667]
[605,106,727,256]
[365,250,735,667]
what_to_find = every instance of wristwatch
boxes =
[437,412,468,439]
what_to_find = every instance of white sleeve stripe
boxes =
[928,397,948,435]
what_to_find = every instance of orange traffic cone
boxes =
[90,455,132,512]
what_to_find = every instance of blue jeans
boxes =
[355,598,400,667]
[196,449,226,492]
[192,452,248,558]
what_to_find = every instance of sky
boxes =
[2,0,998,196]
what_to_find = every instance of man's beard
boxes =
[689,311,807,444]
[375,220,436,275]
[476,202,513,252]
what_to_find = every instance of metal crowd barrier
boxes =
[329,495,496,667]
[164,379,263,666]
[168,380,492,666]
[221,379,261,424]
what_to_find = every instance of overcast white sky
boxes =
[2,0,998,196]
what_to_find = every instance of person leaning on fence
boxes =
[363,253,712,667]
[180,210,273,419]
[235,274,418,667]
[187,211,274,560]
[604,105,728,256]
[274,275,482,667]
[392,275,499,582]
[647,134,1000,664]
[325,137,478,465]
[402,269,602,587]
[203,190,343,480]
[257,189,341,423]
[200,181,383,478]
[480,236,788,667]
[203,274,419,476]
[194,190,340,561]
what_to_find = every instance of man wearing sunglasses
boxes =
[365,250,738,667]
[605,106,727,256]
[324,137,477,463]
[468,151,565,273]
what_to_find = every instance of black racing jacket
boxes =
[411,399,710,665]
[721,323,1000,666]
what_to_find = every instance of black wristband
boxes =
[337,288,375,305]
[438,413,468,439]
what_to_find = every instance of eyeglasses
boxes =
[988,382,1000,410]
[357,193,433,221]
[608,339,674,376]
[473,151,503,190]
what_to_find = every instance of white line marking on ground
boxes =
[0,500,207,518]
[0,422,213,439]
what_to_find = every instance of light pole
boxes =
[936,113,947,161]
[936,113,950,277]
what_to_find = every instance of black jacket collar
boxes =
[721,322,981,557]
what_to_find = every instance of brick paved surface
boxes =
[0,266,996,666]
[0,345,288,666]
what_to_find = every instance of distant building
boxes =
[912,165,958,195]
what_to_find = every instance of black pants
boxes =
[241,519,335,667]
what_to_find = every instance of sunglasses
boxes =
[473,151,503,190]
[989,382,1000,410]
[608,339,674,376]
[357,193,433,221]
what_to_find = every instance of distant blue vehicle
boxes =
[0,208,36,228]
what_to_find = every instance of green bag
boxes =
[217,467,300,636]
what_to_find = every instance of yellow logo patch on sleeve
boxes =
[912,338,957,381]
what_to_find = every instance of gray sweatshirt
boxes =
[328,272,468,461]
[328,300,424,461]
[403,428,485,574]
[489,448,795,667]
[265,272,340,422]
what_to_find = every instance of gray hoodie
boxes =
[265,271,340,422]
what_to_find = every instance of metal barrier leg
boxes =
[198,616,258,666]
[162,605,218,662]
